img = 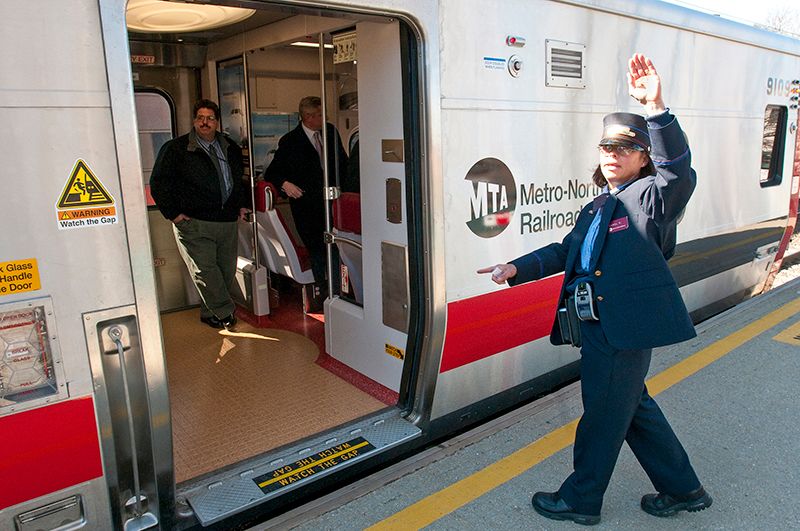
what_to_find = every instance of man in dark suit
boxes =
[263,96,348,286]
[479,54,712,525]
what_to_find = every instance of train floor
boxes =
[161,289,387,484]
[263,277,800,530]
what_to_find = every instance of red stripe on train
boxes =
[440,276,563,373]
[0,397,103,510]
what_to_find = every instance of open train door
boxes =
[118,4,429,525]
[323,20,416,401]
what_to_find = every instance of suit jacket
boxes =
[262,122,348,195]
[509,111,697,350]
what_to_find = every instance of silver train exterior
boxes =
[1,0,798,529]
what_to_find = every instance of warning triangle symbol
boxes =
[57,160,114,208]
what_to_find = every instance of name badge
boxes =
[608,216,629,233]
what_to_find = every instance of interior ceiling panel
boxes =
[128,10,292,45]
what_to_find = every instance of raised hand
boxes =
[627,53,665,115]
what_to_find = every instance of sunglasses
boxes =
[597,144,644,156]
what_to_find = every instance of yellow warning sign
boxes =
[385,343,405,360]
[0,258,41,296]
[55,160,119,230]
[58,206,117,220]
[56,160,114,208]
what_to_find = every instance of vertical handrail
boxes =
[319,32,334,297]
[108,326,144,517]
[107,326,159,531]
[242,52,260,270]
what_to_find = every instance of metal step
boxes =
[185,409,421,526]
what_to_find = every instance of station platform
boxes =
[261,277,800,530]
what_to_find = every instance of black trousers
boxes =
[557,321,701,515]
[290,192,327,282]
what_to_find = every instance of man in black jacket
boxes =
[480,54,711,525]
[263,96,348,285]
[150,99,249,329]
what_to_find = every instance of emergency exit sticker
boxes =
[55,159,119,230]
[0,258,41,296]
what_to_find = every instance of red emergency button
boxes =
[506,35,526,47]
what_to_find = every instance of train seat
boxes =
[239,181,315,285]
[332,192,363,304]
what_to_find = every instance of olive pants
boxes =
[173,218,238,319]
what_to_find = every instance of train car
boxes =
[1,0,798,529]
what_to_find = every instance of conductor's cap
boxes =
[599,112,651,152]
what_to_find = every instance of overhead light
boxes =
[126,0,255,33]
[290,42,334,49]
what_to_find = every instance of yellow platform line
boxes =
[367,296,800,531]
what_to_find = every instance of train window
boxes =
[134,91,175,206]
[760,104,787,188]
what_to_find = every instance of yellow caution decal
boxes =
[57,160,114,207]
[55,160,118,230]
[0,258,41,296]
[385,343,405,360]
[253,437,376,494]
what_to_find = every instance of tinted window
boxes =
[760,105,787,187]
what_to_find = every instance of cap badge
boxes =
[606,125,635,137]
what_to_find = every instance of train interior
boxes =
[130,2,417,488]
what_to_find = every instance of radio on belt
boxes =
[574,281,599,321]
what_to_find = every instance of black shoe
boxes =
[532,491,600,526]
[200,315,224,329]
[220,314,237,329]
[641,487,712,517]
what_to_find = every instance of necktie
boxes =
[581,192,611,271]
[313,131,324,166]
[209,141,232,203]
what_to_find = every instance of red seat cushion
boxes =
[254,181,311,272]
[274,207,311,272]
[333,193,361,234]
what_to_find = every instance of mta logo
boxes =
[470,181,509,218]
[465,158,516,238]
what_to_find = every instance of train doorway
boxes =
[128,1,423,517]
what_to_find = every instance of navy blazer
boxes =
[509,111,697,350]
